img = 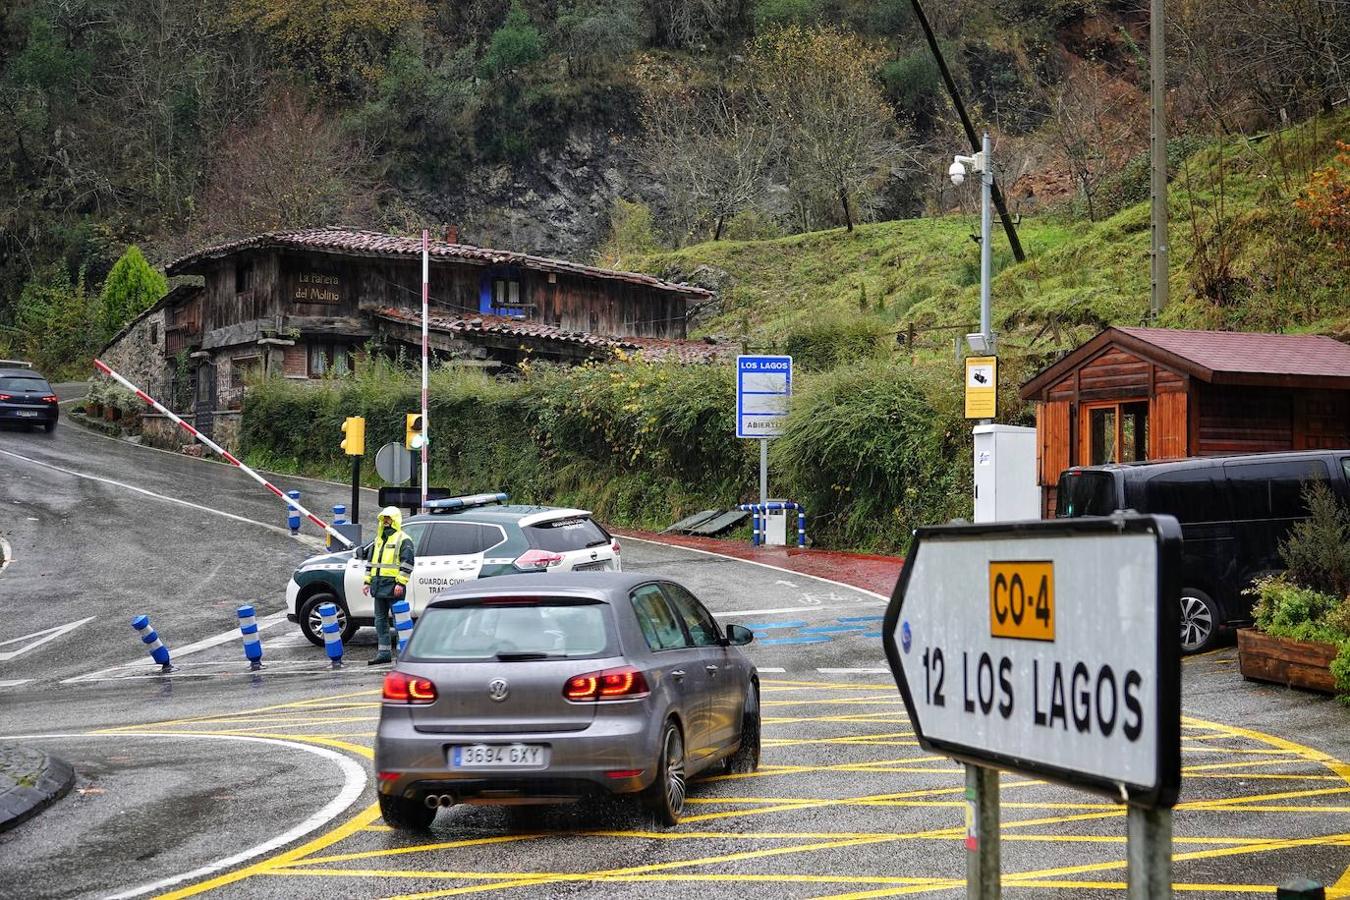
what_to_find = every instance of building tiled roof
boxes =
[165,226,712,299]
[373,307,731,364]
[1113,327,1350,379]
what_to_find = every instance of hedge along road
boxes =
[2,406,1350,897]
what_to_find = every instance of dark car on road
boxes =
[1056,449,1350,653]
[374,572,760,831]
[0,366,59,432]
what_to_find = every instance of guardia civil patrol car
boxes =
[286,493,621,645]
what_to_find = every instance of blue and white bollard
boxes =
[237,604,264,671]
[318,602,344,669]
[333,504,347,526]
[796,508,807,548]
[131,615,175,673]
[392,599,413,655]
[286,490,301,534]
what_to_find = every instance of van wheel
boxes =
[1179,589,1220,654]
[299,593,358,647]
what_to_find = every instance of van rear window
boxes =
[1055,472,1117,517]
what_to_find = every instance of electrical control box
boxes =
[973,424,1039,523]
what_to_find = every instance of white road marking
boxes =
[774,579,798,587]
[757,667,787,673]
[0,616,96,662]
[0,447,323,548]
[0,678,34,688]
[62,611,291,684]
[7,731,367,899]
[714,602,883,618]
[816,667,891,675]
[618,533,889,600]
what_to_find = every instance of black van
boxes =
[1056,450,1350,653]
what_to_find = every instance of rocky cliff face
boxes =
[422,129,666,260]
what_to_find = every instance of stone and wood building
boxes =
[100,226,719,446]
[1021,326,1350,517]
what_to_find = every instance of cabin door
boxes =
[1077,400,1149,466]
[194,361,216,440]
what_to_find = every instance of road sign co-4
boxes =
[883,514,1184,808]
[736,355,792,439]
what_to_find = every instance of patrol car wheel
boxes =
[299,593,358,647]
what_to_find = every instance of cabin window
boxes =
[1082,401,1149,465]
[149,322,159,344]
[309,343,330,377]
[492,278,522,310]
[231,355,261,388]
[235,262,254,293]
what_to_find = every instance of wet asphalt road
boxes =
[2,397,1349,898]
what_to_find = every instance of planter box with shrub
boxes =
[1237,628,1338,694]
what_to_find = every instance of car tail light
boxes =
[604,768,644,779]
[513,549,564,571]
[383,671,437,704]
[41,395,58,403]
[0,394,11,401]
[611,539,621,555]
[564,666,650,702]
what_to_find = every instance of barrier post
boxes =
[797,507,807,547]
[237,604,264,671]
[318,602,344,669]
[392,599,414,655]
[333,504,347,526]
[131,615,175,673]
[286,490,301,534]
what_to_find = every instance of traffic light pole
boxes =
[351,455,361,524]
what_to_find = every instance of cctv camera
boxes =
[948,161,966,186]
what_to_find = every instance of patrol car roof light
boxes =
[423,492,510,512]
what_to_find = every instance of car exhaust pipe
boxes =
[423,793,454,809]
[439,794,454,807]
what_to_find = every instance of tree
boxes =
[1045,58,1144,221]
[748,25,909,231]
[15,265,100,374]
[636,71,778,241]
[481,3,546,79]
[557,0,645,76]
[190,88,380,244]
[99,245,167,339]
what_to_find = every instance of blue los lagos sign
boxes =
[737,355,792,438]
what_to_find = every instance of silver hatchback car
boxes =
[374,572,760,830]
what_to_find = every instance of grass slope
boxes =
[640,111,1349,352]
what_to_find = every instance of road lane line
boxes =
[618,534,888,600]
[0,678,34,688]
[5,731,368,899]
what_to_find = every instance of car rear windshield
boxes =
[0,376,51,392]
[407,601,612,661]
[525,517,611,552]
[1055,471,1118,517]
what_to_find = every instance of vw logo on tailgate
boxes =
[487,678,510,702]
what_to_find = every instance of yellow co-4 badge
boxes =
[964,356,997,418]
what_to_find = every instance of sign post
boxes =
[736,355,791,510]
[883,513,1182,898]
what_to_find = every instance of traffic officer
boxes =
[364,506,415,665]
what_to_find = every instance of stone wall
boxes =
[101,308,170,392]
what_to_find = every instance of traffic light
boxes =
[405,412,426,450]
[340,416,365,456]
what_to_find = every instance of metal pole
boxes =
[1127,806,1173,899]
[351,455,361,524]
[1150,0,1169,315]
[980,132,993,349]
[964,764,1000,899]
[759,439,768,509]
[421,229,430,510]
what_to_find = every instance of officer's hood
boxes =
[378,506,403,532]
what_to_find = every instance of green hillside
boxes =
[640,112,1350,354]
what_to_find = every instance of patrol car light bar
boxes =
[424,492,510,511]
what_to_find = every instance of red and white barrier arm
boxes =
[92,358,355,548]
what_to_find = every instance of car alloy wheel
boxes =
[1179,591,1216,653]
[662,726,686,817]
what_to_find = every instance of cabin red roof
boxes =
[165,226,712,299]
[1022,326,1350,398]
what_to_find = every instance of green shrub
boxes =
[1280,482,1350,599]
[783,316,887,370]
[99,245,167,341]
[1250,575,1346,645]
[480,3,545,79]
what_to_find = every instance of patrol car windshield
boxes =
[525,517,610,552]
[0,376,51,392]
[407,602,611,661]
[1055,472,1118,517]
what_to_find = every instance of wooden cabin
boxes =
[1020,327,1350,517]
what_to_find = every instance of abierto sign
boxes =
[736,355,792,439]
[883,514,1183,808]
